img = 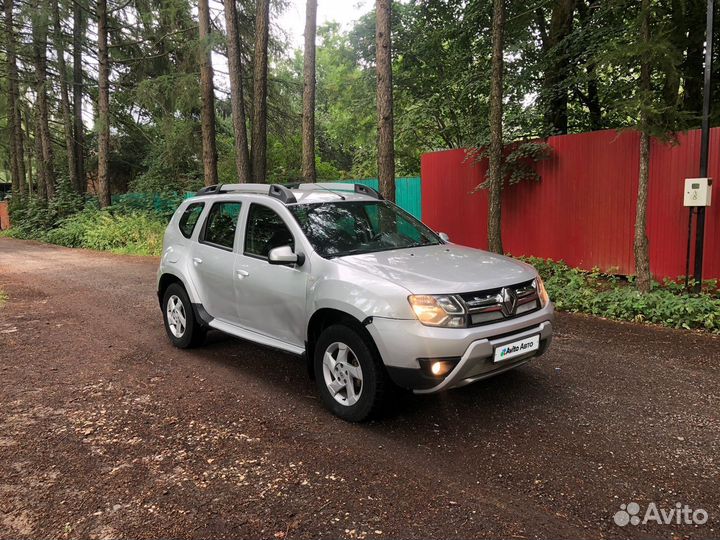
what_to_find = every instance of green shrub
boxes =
[82,211,166,255]
[9,200,168,257]
[523,257,720,333]
[45,208,103,247]
[8,180,85,237]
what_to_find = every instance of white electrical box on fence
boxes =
[684,178,712,207]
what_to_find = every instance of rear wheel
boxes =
[162,283,206,348]
[314,324,388,422]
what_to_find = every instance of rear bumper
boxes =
[366,303,554,393]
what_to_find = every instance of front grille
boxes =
[459,279,540,326]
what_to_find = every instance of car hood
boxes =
[333,244,537,294]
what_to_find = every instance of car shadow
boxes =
[195,329,555,436]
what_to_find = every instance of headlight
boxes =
[536,276,550,307]
[408,295,466,327]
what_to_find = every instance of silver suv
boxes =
[157,183,553,421]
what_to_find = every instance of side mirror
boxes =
[268,245,304,266]
[438,232,450,243]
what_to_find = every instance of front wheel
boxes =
[162,283,206,348]
[314,324,388,422]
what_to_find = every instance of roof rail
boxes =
[196,184,224,195]
[196,183,297,204]
[195,182,382,204]
[352,183,383,200]
[268,184,297,204]
[287,182,383,200]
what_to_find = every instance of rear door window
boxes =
[178,203,205,239]
[200,202,243,250]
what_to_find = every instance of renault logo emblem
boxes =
[499,287,517,316]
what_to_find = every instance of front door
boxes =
[234,203,308,347]
[188,200,243,324]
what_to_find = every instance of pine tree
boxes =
[375,0,395,201]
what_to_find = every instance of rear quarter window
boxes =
[178,203,205,238]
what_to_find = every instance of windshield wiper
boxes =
[328,248,368,258]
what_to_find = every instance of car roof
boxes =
[187,183,383,206]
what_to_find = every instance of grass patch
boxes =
[46,209,167,256]
[524,257,720,333]
[0,290,7,308]
[7,204,168,256]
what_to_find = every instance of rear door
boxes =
[188,200,243,324]
[234,203,308,347]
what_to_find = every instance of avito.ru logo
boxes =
[614,501,708,527]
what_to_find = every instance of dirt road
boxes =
[1,238,718,539]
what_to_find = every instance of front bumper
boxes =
[366,303,554,394]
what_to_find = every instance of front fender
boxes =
[309,277,415,322]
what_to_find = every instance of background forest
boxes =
[1,0,720,328]
[2,0,719,197]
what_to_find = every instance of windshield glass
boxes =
[290,201,441,258]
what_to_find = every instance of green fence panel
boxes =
[330,177,421,219]
[395,177,421,220]
[111,192,194,216]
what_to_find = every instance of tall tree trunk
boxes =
[34,117,46,200]
[52,0,77,191]
[32,0,55,199]
[375,0,395,201]
[223,0,252,183]
[96,0,111,207]
[25,107,33,195]
[586,62,602,130]
[634,0,652,292]
[4,0,18,195]
[661,0,684,109]
[302,0,317,183]
[682,0,705,116]
[4,0,25,197]
[199,0,218,186]
[487,0,505,254]
[577,0,601,130]
[251,0,269,182]
[73,0,86,193]
[540,0,576,135]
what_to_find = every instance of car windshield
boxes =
[290,200,441,258]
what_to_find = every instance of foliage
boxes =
[8,180,84,235]
[470,141,554,190]
[6,0,720,194]
[525,257,720,333]
[8,196,168,256]
[0,289,7,308]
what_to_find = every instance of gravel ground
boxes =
[0,237,719,539]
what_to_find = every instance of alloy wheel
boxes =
[322,341,364,406]
[166,294,187,338]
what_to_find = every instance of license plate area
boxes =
[493,334,540,363]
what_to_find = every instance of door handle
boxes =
[192,257,203,265]
[236,269,250,279]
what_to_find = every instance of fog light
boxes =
[418,357,460,378]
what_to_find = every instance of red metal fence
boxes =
[421,128,720,280]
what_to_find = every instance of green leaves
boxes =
[9,201,168,257]
[524,257,720,333]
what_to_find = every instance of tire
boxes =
[162,283,206,349]
[314,324,388,422]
